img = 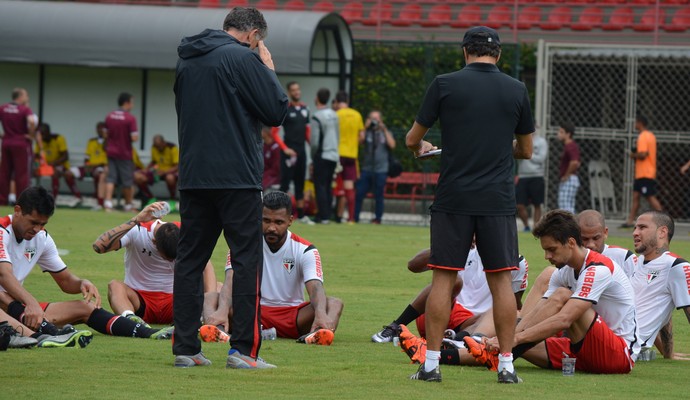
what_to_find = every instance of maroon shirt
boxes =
[559,141,581,178]
[0,102,33,147]
[104,109,138,160]
[262,141,281,189]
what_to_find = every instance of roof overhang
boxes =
[0,0,350,73]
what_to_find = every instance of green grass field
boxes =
[2,207,689,399]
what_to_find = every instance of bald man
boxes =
[519,210,638,315]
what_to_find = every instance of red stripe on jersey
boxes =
[172,221,181,228]
[290,232,312,247]
[140,221,155,232]
[0,222,6,259]
[314,249,323,278]
[585,250,615,274]
[669,251,683,260]
[0,215,10,229]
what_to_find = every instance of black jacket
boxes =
[175,29,288,190]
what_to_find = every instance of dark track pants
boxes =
[173,189,263,358]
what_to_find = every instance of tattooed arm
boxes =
[654,319,674,359]
[92,202,168,254]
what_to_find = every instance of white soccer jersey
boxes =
[545,249,638,347]
[119,220,176,293]
[0,215,66,292]
[226,230,322,307]
[456,248,529,314]
[603,244,638,278]
[632,251,690,348]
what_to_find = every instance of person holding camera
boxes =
[354,110,396,224]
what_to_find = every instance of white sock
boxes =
[498,353,515,373]
[8,193,16,203]
[122,310,134,317]
[104,200,113,209]
[424,350,441,372]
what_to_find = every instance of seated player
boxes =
[405,209,637,369]
[34,123,82,204]
[466,210,639,374]
[203,191,343,345]
[82,122,108,210]
[519,209,638,316]
[92,201,217,326]
[378,245,528,367]
[133,134,179,204]
[0,186,174,341]
[0,307,90,349]
[372,243,528,344]
[631,211,690,359]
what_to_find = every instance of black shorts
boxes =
[516,177,545,206]
[429,212,519,272]
[633,178,658,197]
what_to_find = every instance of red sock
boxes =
[345,189,355,221]
[51,176,60,198]
[65,176,81,198]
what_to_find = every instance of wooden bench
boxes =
[383,171,439,213]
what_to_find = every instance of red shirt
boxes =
[0,102,33,147]
[105,109,138,160]
[263,141,281,189]
[559,141,581,178]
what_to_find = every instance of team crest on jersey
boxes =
[283,258,295,274]
[24,247,36,262]
[646,270,660,284]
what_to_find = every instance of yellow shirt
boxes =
[36,134,70,168]
[151,143,179,172]
[635,130,656,179]
[337,107,364,159]
[132,148,145,170]
[85,137,107,166]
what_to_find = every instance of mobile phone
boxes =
[417,149,442,159]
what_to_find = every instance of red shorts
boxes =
[415,302,475,338]
[261,302,310,339]
[136,290,173,324]
[339,156,358,181]
[545,314,634,374]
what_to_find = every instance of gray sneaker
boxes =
[9,334,38,348]
[371,322,399,343]
[497,368,523,384]
[409,364,442,382]
[150,326,174,340]
[226,349,277,369]
[37,330,93,348]
[174,352,212,368]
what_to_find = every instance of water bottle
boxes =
[261,327,277,341]
[151,202,171,218]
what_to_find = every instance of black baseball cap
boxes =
[462,26,501,47]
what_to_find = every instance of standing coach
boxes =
[404,26,534,383]
[173,7,288,369]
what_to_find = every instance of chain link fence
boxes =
[538,42,690,221]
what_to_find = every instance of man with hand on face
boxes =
[173,6,288,369]
[204,191,343,346]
